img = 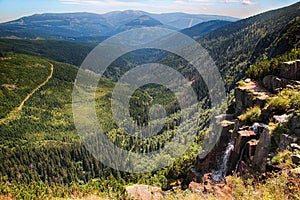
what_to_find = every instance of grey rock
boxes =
[254,127,271,172]
[278,134,298,151]
[280,60,300,80]
[292,155,300,165]
[295,129,300,137]
[262,75,290,93]
[291,116,300,132]
[235,81,272,116]
[274,114,292,123]
[291,143,300,151]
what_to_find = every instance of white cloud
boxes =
[61,0,146,7]
[60,0,258,6]
[242,0,257,5]
[224,0,258,5]
[58,0,259,17]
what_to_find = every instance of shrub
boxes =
[288,87,300,115]
[246,59,279,81]
[238,106,262,125]
[267,87,300,115]
[271,150,295,168]
[271,123,291,146]
[267,96,290,113]
[246,48,300,81]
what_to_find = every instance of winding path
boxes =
[17,63,54,111]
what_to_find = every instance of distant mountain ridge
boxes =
[181,20,232,39]
[102,10,238,29]
[0,10,238,41]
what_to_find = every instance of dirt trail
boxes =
[0,63,54,124]
[17,63,54,110]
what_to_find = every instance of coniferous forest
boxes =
[0,1,300,199]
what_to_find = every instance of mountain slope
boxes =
[181,20,232,39]
[0,12,113,40]
[0,11,238,40]
[150,12,238,29]
[0,38,96,66]
[197,1,300,89]
[108,15,170,35]
[102,10,238,29]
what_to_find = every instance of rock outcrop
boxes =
[280,60,300,80]
[193,59,300,186]
[263,75,292,93]
[291,116,300,136]
[195,119,234,176]
[228,123,270,173]
[235,80,273,116]
[278,134,298,151]
[253,128,272,171]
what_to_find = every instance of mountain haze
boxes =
[0,2,300,199]
[0,10,238,41]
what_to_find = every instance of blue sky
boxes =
[0,0,298,22]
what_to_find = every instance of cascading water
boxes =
[212,141,234,182]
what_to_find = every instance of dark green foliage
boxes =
[0,39,96,66]
[0,54,50,118]
[238,106,262,125]
[181,20,232,39]
[0,53,208,198]
[198,2,300,89]
[0,2,300,198]
[246,48,300,81]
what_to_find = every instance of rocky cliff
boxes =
[191,59,300,193]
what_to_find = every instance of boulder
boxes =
[227,130,257,172]
[189,181,204,193]
[234,130,257,155]
[291,116,300,135]
[278,134,298,151]
[292,155,300,165]
[280,60,300,80]
[273,114,292,124]
[253,127,271,172]
[126,185,163,200]
[246,139,259,158]
[263,75,290,93]
[291,143,300,151]
[262,75,273,92]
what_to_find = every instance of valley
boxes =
[0,1,300,199]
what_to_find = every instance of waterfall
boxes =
[212,141,234,182]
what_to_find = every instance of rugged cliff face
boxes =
[192,59,300,188]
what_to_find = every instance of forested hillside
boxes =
[0,53,211,198]
[181,20,232,39]
[0,2,300,199]
[198,2,300,89]
[0,39,96,66]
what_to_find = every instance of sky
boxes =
[0,0,299,22]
